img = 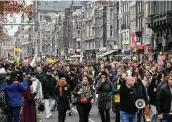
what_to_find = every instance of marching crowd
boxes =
[0,58,172,122]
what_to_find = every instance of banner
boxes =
[30,55,37,67]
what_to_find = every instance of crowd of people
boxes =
[0,58,172,122]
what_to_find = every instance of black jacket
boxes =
[148,77,159,105]
[54,84,71,111]
[42,75,57,99]
[156,82,172,115]
[134,79,148,104]
[120,84,137,114]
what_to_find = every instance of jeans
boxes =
[7,106,21,122]
[120,111,136,122]
[160,115,172,122]
[58,110,66,122]
[99,109,110,122]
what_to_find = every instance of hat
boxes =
[10,71,17,78]
[59,72,65,79]
[47,69,52,72]
[30,72,36,76]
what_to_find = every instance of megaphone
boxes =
[135,99,145,109]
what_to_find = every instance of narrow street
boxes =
[41,104,115,122]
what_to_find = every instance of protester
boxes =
[5,72,28,122]
[30,72,43,104]
[42,69,57,119]
[55,76,71,122]
[157,73,172,122]
[120,76,137,122]
[1,55,172,122]
[73,76,93,122]
[21,79,36,122]
[132,72,148,122]
[96,71,113,122]
[112,67,125,122]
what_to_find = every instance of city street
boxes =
[41,104,115,122]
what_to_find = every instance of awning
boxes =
[70,55,84,58]
[97,50,117,59]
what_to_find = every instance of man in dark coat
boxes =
[42,69,57,119]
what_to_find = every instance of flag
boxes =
[132,32,143,50]
[30,55,37,67]
[23,56,29,63]
[14,48,22,53]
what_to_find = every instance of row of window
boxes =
[123,15,129,27]
[122,2,129,13]
[150,1,172,15]
[122,30,129,42]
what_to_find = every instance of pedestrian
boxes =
[5,71,28,122]
[112,68,125,122]
[132,72,148,122]
[42,69,56,119]
[157,73,172,122]
[96,71,113,122]
[120,76,137,122]
[30,72,43,121]
[21,79,37,122]
[30,72,43,104]
[55,76,71,122]
[73,76,93,122]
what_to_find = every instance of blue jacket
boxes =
[5,79,28,107]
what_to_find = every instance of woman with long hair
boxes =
[73,76,93,122]
[55,76,71,122]
[21,79,37,122]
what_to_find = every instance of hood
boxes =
[6,81,19,90]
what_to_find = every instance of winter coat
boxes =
[54,84,71,111]
[96,80,113,110]
[42,75,57,99]
[133,79,148,104]
[31,78,43,102]
[5,79,28,107]
[112,76,125,112]
[21,88,36,122]
[156,82,172,115]
[73,83,93,110]
[0,74,6,86]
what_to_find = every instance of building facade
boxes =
[119,1,130,54]
[147,1,172,60]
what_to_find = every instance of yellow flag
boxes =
[114,85,121,103]
[14,48,22,53]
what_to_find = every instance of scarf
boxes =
[142,77,151,88]
[58,80,67,96]
[80,83,92,99]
